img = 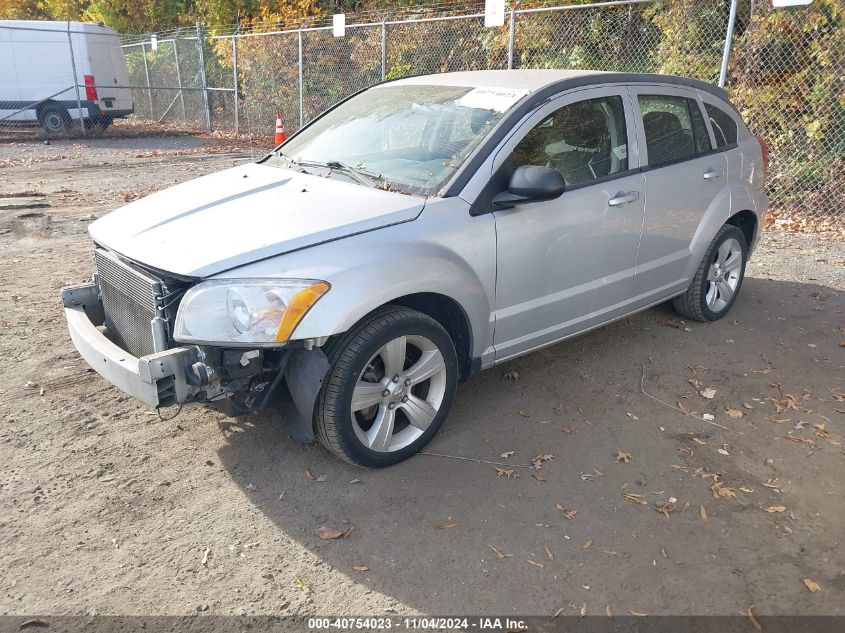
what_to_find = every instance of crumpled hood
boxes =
[89,162,426,277]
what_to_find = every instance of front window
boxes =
[273,84,518,196]
[511,95,629,187]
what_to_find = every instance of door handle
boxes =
[703,167,724,180]
[608,191,640,206]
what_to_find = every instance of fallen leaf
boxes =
[699,505,708,521]
[555,502,565,512]
[531,453,554,468]
[700,387,717,399]
[803,578,821,593]
[261,571,274,581]
[293,576,308,592]
[562,425,574,433]
[352,565,369,572]
[743,402,754,410]
[582,539,593,550]
[489,545,512,558]
[504,371,520,380]
[711,481,736,499]
[717,447,730,456]
[563,509,578,520]
[304,468,315,480]
[545,544,554,560]
[623,493,648,506]
[702,414,715,421]
[740,486,754,493]
[436,521,458,529]
[692,436,707,445]
[499,450,515,459]
[518,410,530,417]
[630,611,649,617]
[660,546,669,558]
[726,408,743,418]
[606,606,613,618]
[201,548,211,566]
[614,451,632,464]
[765,506,786,513]
[580,603,588,618]
[626,412,639,420]
[746,606,762,631]
[350,478,361,484]
[527,559,545,568]
[316,474,328,482]
[245,483,257,491]
[655,502,675,518]
[551,607,565,619]
[532,474,546,483]
[315,526,344,540]
[495,467,517,479]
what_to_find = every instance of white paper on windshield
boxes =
[456,87,529,113]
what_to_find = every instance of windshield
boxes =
[274,84,517,196]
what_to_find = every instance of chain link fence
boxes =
[1,1,843,228]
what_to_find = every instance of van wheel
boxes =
[39,106,70,135]
[673,224,747,322]
[314,306,458,467]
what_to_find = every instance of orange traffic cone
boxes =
[274,113,286,145]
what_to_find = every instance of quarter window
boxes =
[638,95,712,167]
[704,103,739,147]
[511,95,629,187]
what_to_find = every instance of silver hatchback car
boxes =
[62,70,768,467]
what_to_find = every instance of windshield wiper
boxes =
[292,158,382,189]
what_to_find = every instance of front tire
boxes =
[315,306,458,467]
[673,224,747,322]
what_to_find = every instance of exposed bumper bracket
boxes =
[62,282,194,408]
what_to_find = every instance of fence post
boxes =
[66,22,86,135]
[195,22,212,131]
[298,29,304,128]
[231,33,239,134]
[718,0,739,87]
[140,41,154,119]
[381,21,387,81]
[172,38,187,122]
[508,1,521,70]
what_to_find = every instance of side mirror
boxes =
[493,165,566,209]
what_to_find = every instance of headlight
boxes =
[173,279,330,346]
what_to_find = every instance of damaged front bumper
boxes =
[61,282,194,408]
[60,281,329,442]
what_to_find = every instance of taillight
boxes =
[755,135,769,177]
[84,75,98,102]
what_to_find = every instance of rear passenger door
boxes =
[628,87,728,299]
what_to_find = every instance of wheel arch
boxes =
[727,209,757,251]
[385,292,474,382]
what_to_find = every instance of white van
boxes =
[0,20,133,134]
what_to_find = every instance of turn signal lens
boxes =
[276,282,330,343]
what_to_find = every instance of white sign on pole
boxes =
[772,0,813,6]
[484,0,505,28]
[332,14,346,37]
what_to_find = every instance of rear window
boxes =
[704,103,739,148]
[638,95,712,167]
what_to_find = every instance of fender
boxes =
[213,198,497,360]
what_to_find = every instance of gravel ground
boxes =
[1,137,843,618]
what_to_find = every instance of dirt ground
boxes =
[1,137,843,619]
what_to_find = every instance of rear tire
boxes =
[39,105,70,136]
[314,306,458,467]
[673,224,747,322]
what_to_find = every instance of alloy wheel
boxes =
[350,334,447,453]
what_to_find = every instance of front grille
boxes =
[95,249,162,358]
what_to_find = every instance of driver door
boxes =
[491,86,646,362]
